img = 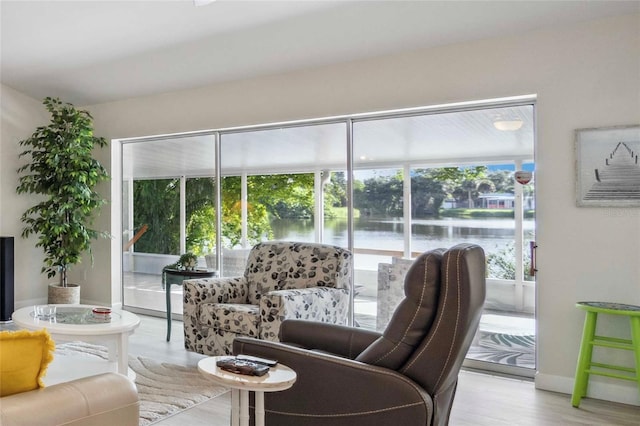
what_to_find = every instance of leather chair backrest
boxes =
[356,248,445,369]
[401,243,486,424]
[244,241,353,305]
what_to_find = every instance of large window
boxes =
[117,98,536,374]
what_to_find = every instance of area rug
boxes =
[55,342,228,425]
[467,332,535,369]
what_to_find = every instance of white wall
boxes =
[3,13,639,404]
[0,85,112,307]
[0,85,49,304]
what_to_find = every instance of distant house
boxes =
[443,193,535,209]
[478,193,515,209]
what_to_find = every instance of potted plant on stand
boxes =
[178,252,198,271]
[16,97,110,304]
[161,252,199,290]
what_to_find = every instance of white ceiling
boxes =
[123,103,535,179]
[2,0,638,106]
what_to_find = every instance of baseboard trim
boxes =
[535,372,639,406]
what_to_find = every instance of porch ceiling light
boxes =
[493,119,523,131]
[193,0,215,6]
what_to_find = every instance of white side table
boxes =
[198,356,296,426]
[12,305,140,382]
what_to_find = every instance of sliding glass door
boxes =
[352,105,535,375]
[118,99,535,376]
[121,134,216,314]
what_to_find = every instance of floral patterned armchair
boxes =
[183,241,352,356]
[376,257,414,331]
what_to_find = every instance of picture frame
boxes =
[575,124,640,207]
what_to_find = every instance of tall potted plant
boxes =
[16,97,110,304]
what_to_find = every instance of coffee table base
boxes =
[197,356,296,426]
[229,387,271,426]
[44,353,136,386]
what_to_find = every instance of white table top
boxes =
[198,356,297,392]
[12,304,140,336]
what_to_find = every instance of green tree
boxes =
[486,242,533,281]
[250,174,315,219]
[324,171,347,218]
[221,176,273,247]
[186,205,216,255]
[486,170,514,193]
[431,166,487,208]
[411,171,447,217]
[354,174,403,217]
[428,166,487,183]
[185,178,216,255]
[133,179,180,254]
[16,97,110,286]
[133,174,318,254]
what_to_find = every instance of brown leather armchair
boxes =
[234,243,486,426]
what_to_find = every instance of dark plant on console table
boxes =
[163,252,198,272]
[16,97,110,304]
[178,252,198,271]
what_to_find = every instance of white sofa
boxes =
[1,373,139,426]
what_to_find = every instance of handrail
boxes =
[353,247,422,259]
[123,224,148,251]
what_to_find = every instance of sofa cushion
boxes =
[0,329,55,397]
[200,303,260,337]
[356,249,444,370]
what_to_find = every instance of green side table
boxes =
[571,301,640,407]
[163,268,218,341]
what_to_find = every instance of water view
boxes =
[272,216,535,256]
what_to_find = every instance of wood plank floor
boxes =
[4,313,639,425]
[137,315,640,426]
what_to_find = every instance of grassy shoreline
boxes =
[328,207,534,219]
[439,208,535,219]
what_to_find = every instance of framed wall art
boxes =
[575,124,640,207]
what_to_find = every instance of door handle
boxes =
[529,241,537,277]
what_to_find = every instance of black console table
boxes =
[163,268,217,341]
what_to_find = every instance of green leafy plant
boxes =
[163,252,198,272]
[16,97,110,287]
[178,252,198,270]
[486,242,533,281]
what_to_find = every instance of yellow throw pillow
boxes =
[0,329,55,396]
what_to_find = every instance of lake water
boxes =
[271,216,535,269]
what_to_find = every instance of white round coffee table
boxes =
[198,356,296,426]
[12,305,140,382]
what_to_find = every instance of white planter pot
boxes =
[48,283,80,304]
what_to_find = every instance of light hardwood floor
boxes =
[136,314,640,426]
[4,313,639,425]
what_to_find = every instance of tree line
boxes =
[132,166,532,255]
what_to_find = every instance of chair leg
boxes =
[166,282,173,341]
[572,311,597,407]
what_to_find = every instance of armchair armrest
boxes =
[258,287,349,341]
[233,337,431,424]
[280,319,381,359]
[183,277,248,306]
[183,276,250,355]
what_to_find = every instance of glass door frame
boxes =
[112,95,537,378]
